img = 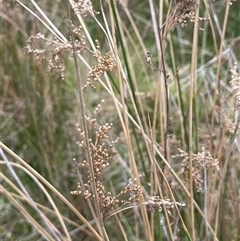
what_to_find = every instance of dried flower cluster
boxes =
[47,39,71,80]
[224,119,239,134]
[70,0,99,17]
[24,33,47,65]
[229,62,240,111]
[25,34,69,80]
[83,40,117,89]
[172,147,220,191]
[69,23,87,53]
[24,19,118,83]
[24,23,87,80]
[166,0,209,34]
[142,196,186,215]
[173,0,197,27]
[71,101,144,220]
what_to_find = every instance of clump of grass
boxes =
[70,101,185,223]
[2,0,240,240]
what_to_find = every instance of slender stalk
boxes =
[203,168,209,240]
[210,3,230,149]
[68,8,107,239]
[189,1,200,239]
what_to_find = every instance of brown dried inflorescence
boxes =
[83,40,117,89]
[165,0,209,34]
[24,33,47,65]
[173,0,197,26]
[172,147,220,191]
[70,0,99,17]
[71,100,144,220]
[24,22,87,80]
[25,24,116,84]
[142,196,186,215]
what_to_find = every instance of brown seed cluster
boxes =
[47,39,71,80]
[83,40,117,89]
[24,33,47,65]
[224,119,239,134]
[25,34,70,80]
[118,174,145,204]
[173,0,197,26]
[70,0,99,17]
[71,102,144,220]
[172,147,220,192]
[24,22,88,80]
[142,196,186,215]
[70,22,87,53]
[166,0,209,34]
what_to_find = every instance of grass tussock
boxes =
[1,0,240,241]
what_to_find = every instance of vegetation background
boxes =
[1,0,239,241]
